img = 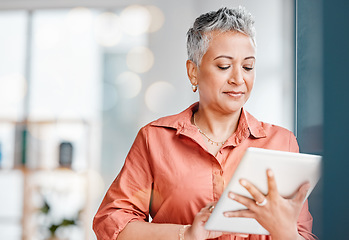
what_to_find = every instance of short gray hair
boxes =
[186,6,256,66]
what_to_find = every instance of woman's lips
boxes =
[224,91,244,97]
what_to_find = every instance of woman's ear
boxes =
[186,60,198,85]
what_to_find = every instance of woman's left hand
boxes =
[223,169,309,240]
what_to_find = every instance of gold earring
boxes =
[192,85,198,92]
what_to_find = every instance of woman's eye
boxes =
[218,65,230,70]
[243,66,254,71]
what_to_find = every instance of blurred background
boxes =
[1,0,348,239]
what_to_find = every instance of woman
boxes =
[93,6,316,240]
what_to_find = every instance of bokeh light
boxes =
[126,46,154,73]
[145,81,176,113]
[146,5,165,33]
[115,71,142,99]
[120,5,151,36]
[94,12,122,47]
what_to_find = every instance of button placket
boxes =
[212,164,225,200]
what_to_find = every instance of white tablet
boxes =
[205,147,322,235]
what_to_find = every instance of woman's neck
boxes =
[193,107,242,144]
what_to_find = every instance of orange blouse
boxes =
[93,103,316,240]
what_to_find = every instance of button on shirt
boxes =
[93,103,316,240]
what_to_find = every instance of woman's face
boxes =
[193,31,256,114]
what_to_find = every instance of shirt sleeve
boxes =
[93,127,153,240]
[289,130,300,153]
[297,200,317,240]
[289,131,317,240]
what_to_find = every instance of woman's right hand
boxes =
[184,203,223,240]
[185,203,249,240]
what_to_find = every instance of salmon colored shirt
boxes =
[93,103,316,240]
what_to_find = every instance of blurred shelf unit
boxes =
[0,118,95,240]
[0,118,91,171]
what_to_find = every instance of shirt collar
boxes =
[242,109,267,139]
[150,102,266,146]
[225,108,267,146]
[150,102,197,131]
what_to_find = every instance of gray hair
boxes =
[186,6,256,66]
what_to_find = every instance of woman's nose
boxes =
[228,67,244,85]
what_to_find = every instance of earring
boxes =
[192,85,198,92]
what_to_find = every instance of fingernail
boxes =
[267,169,274,177]
[240,179,247,186]
[223,212,230,217]
[229,192,235,199]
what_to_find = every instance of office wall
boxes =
[322,0,349,238]
[297,0,349,238]
[296,0,323,237]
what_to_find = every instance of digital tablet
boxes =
[205,147,322,235]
